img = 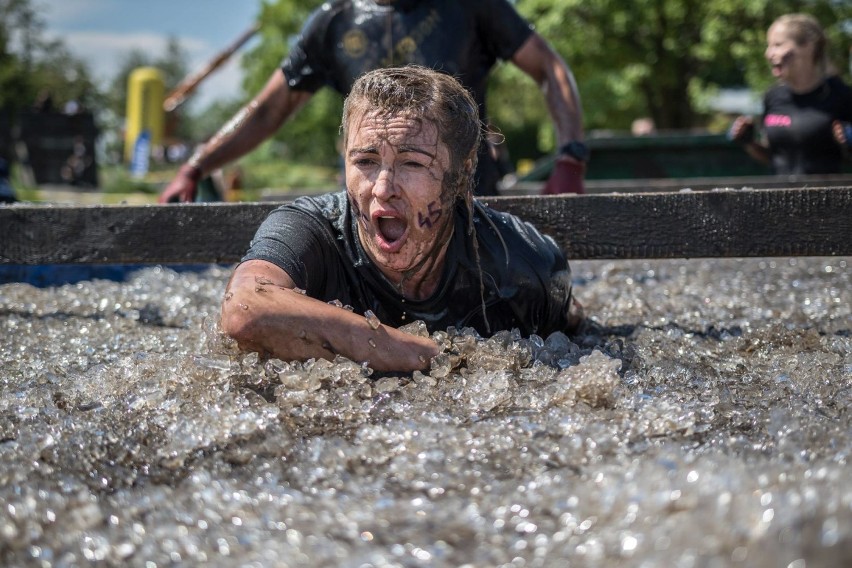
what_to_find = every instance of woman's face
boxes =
[345,109,453,283]
[765,23,815,80]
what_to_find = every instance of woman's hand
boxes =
[727,116,755,144]
[833,120,852,151]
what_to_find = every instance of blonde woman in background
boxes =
[729,13,852,174]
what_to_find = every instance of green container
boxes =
[522,133,774,181]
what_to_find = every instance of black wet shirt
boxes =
[242,192,575,338]
[282,0,532,111]
[763,76,852,174]
[281,0,533,196]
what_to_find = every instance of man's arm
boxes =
[511,33,587,194]
[511,33,584,148]
[159,71,313,203]
[220,260,440,372]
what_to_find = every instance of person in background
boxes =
[220,65,583,373]
[728,13,852,174]
[0,158,17,204]
[160,0,586,202]
[631,117,656,137]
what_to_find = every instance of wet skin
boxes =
[220,109,455,372]
[345,111,453,299]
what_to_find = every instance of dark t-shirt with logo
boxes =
[763,76,852,174]
[242,191,575,338]
[280,0,534,195]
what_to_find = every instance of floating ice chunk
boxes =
[463,370,514,413]
[364,310,381,330]
[551,349,621,408]
[430,353,452,378]
[192,354,232,371]
[375,377,399,393]
[399,320,429,337]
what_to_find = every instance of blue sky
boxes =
[39,0,263,108]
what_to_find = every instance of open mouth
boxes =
[375,214,408,251]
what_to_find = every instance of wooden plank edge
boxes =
[1,186,850,264]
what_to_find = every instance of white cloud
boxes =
[38,0,114,28]
[38,0,255,108]
[51,30,243,107]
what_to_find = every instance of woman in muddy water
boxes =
[221,65,583,372]
[728,13,852,174]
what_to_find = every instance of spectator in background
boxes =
[160,0,586,203]
[60,136,93,187]
[631,117,656,137]
[728,13,852,174]
[32,90,55,113]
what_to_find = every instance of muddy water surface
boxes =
[0,258,849,567]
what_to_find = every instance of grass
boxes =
[9,158,340,204]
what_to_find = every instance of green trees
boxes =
[10,0,846,172]
[241,0,340,164]
[240,0,852,166]
[105,37,190,120]
[491,0,852,158]
[0,0,101,114]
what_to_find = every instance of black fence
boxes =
[1,111,99,187]
[520,132,852,182]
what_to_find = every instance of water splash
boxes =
[0,259,850,566]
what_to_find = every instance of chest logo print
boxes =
[342,29,368,58]
[765,114,792,127]
[397,36,417,57]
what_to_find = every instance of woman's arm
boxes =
[220,260,439,372]
[728,115,771,166]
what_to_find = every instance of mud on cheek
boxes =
[349,198,371,229]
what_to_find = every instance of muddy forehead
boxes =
[346,109,439,150]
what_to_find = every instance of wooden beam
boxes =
[480,186,852,259]
[504,173,852,195]
[1,187,850,265]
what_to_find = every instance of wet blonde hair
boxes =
[771,13,829,74]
